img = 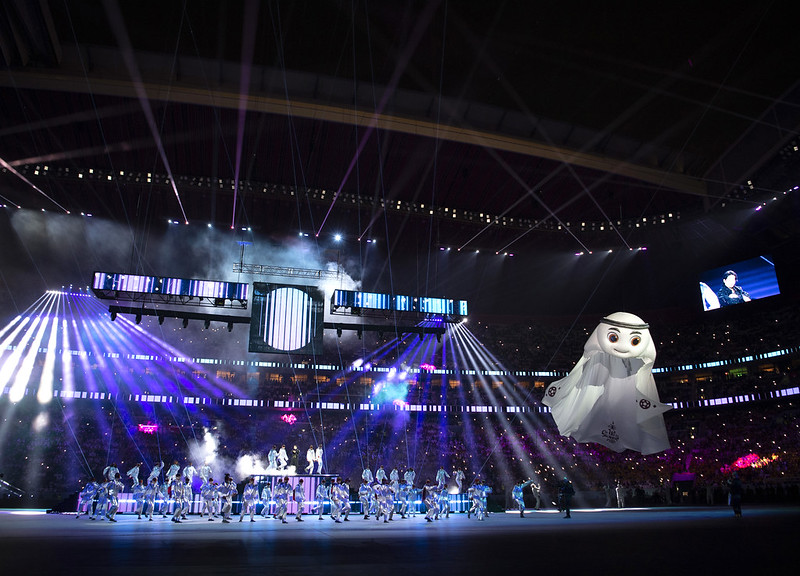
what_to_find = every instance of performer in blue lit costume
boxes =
[396,481,409,518]
[132,478,146,519]
[105,473,125,522]
[423,480,437,522]
[259,482,272,517]
[403,467,415,488]
[267,446,278,471]
[239,477,259,522]
[329,478,343,523]
[358,478,372,519]
[102,463,119,482]
[542,312,671,455]
[293,478,307,521]
[274,476,290,524]
[338,478,352,521]
[220,473,237,523]
[171,476,190,523]
[157,478,170,517]
[201,478,218,519]
[512,478,533,517]
[91,482,108,520]
[315,480,329,519]
[436,485,450,518]
[453,469,465,493]
[76,479,98,517]
[144,477,159,521]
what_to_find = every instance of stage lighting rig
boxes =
[107,305,250,331]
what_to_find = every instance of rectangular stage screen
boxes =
[331,289,468,317]
[698,255,780,311]
[92,272,249,302]
[249,283,325,354]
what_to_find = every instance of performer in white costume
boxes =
[277,446,288,471]
[362,467,374,483]
[181,464,196,519]
[403,468,415,488]
[148,461,164,483]
[315,446,324,474]
[435,467,450,489]
[165,461,181,483]
[199,462,212,484]
[453,469,465,493]
[126,462,142,489]
[542,312,671,455]
[305,446,316,474]
[267,446,278,471]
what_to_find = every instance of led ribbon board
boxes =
[249,283,324,354]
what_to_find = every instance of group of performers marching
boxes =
[75,459,498,524]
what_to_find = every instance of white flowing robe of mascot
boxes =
[542,312,670,455]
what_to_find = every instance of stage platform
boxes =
[0,505,797,575]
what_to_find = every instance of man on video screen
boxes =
[717,270,751,306]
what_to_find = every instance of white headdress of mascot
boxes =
[542,312,670,455]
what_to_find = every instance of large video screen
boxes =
[249,283,324,354]
[698,255,780,311]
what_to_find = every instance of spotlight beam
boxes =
[103,0,190,224]
[315,0,440,237]
[0,156,70,213]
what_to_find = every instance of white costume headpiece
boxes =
[542,312,670,455]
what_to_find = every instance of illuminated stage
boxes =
[1,506,797,575]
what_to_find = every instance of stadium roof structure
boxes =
[1,1,799,316]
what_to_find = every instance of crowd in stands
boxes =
[2,391,798,509]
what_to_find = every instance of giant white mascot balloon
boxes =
[542,312,671,455]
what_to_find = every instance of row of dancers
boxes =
[75,472,494,523]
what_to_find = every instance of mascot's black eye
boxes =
[630,336,642,347]
[607,333,619,343]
